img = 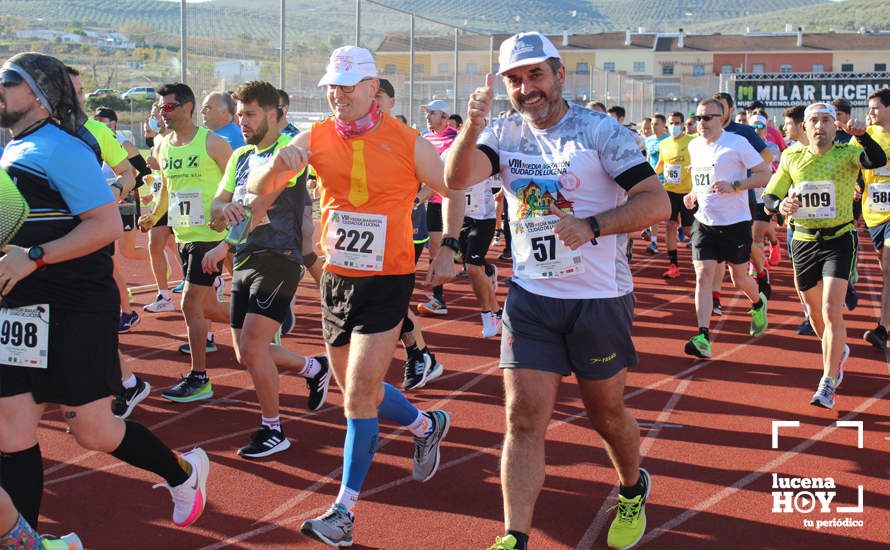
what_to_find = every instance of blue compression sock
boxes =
[342,417,379,492]
[377,382,421,426]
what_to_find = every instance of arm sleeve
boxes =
[856,131,887,170]
[129,153,151,189]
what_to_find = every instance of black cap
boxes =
[94,106,118,122]
[378,78,395,99]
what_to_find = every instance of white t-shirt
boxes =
[688,130,763,226]
[464,176,497,220]
[478,104,649,299]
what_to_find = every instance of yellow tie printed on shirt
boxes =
[349,140,369,207]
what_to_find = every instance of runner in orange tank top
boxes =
[247,46,464,547]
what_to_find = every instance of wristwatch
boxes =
[585,216,601,245]
[28,245,47,269]
[441,236,461,253]
[110,181,125,195]
[732,180,742,192]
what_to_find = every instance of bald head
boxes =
[201,91,235,130]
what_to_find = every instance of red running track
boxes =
[32,228,890,549]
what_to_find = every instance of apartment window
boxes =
[437,63,448,75]
[384,64,396,74]
[633,61,645,73]
[603,62,615,72]
[576,62,589,75]
[662,63,675,76]
[876,63,888,72]
[466,63,478,75]
[780,64,793,74]
[692,64,705,76]
[720,64,733,74]
[752,63,765,74]
[413,63,424,74]
[841,63,854,72]
[812,64,825,73]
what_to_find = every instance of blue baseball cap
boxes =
[497,32,561,75]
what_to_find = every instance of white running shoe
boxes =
[144,293,175,313]
[153,448,210,527]
[481,311,502,339]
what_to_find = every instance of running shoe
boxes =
[768,242,782,266]
[213,276,225,302]
[498,249,512,261]
[171,281,185,293]
[417,296,448,316]
[835,344,850,386]
[488,535,519,549]
[425,351,444,383]
[40,533,83,550]
[845,285,858,311]
[153,447,210,527]
[678,230,686,242]
[756,271,772,300]
[178,334,218,355]
[662,264,680,279]
[607,468,651,550]
[796,318,816,336]
[403,352,433,391]
[112,376,151,419]
[684,334,711,359]
[712,300,723,316]
[144,293,175,313]
[481,311,502,339]
[640,227,652,240]
[161,372,213,403]
[413,410,451,482]
[300,503,354,547]
[810,376,837,409]
[749,293,768,336]
[306,356,332,411]
[238,426,290,459]
[118,310,140,333]
[645,242,659,255]
[127,288,135,305]
[864,326,887,350]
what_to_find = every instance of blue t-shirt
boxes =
[0,121,117,311]
[213,121,246,149]
[645,133,669,182]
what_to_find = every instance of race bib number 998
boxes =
[0,304,49,369]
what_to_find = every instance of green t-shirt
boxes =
[158,127,226,243]
[84,118,128,169]
[763,142,862,241]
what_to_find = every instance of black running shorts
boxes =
[790,231,856,292]
[230,251,303,328]
[178,241,223,287]
[321,271,414,347]
[691,219,753,265]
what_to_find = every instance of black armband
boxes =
[857,131,888,170]
[129,153,152,189]
[762,193,782,214]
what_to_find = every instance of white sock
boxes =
[261,416,281,432]
[122,374,137,389]
[335,485,359,514]
[299,356,321,378]
[159,289,172,300]
[407,411,433,437]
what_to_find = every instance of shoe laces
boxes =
[413,414,438,459]
[817,378,835,400]
[320,503,352,524]
[610,495,644,526]
[405,356,424,379]
[152,476,195,508]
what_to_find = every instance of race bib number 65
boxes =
[0,304,49,369]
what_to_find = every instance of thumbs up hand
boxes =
[468,73,494,130]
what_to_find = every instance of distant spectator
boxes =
[447,113,463,130]
[201,90,245,148]
[586,101,606,113]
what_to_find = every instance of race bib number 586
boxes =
[0,304,49,369]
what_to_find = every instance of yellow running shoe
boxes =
[487,535,518,549]
[607,468,651,549]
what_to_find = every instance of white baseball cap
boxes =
[497,32,561,75]
[421,99,451,114]
[317,46,378,87]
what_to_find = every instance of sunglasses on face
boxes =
[327,78,373,94]
[0,69,24,88]
[159,102,182,113]
[694,114,719,122]
[752,123,765,129]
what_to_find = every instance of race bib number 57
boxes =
[0,304,49,369]
[511,215,584,279]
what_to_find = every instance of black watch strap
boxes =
[585,216,600,245]
[441,236,460,253]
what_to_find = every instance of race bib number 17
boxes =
[169,190,205,227]
[0,304,49,369]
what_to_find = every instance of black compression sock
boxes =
[752,299,763,310]
[111,421,189,487]
[698,327,710,340]
[619,470,647,499]
[667,249,678,265]
[405,343,421,360]
[506,531,529,550]
[0,444,43,528]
